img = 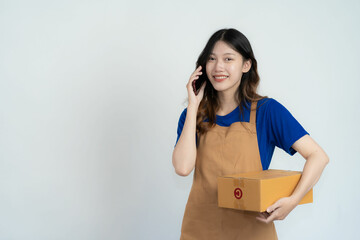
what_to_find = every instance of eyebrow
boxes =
[210,52,236,56]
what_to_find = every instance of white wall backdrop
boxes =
[1,0,359,239]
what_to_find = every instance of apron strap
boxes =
[249,101,258,124]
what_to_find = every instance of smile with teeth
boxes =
[213,75,229,82]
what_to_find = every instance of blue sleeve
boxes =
[267,99,309,155]
[174,108,198,147]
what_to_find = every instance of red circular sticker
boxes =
[234,188,243,199]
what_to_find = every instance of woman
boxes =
[172,28,329,239]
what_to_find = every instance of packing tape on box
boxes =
[233,178,245,209]
[233,199,246,209]
[233,178,245,188]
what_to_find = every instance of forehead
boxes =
[210,41,239,56]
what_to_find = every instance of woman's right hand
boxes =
[174,66,205,176]
[186,65,207,107]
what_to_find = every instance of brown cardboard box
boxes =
[217,169,313,212]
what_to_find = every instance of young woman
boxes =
[172,28,329,239]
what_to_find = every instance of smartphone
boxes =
[192,67,206,96]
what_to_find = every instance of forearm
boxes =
[291,151,329,204]
[172,104,199,176]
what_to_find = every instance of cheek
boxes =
[228,64,242,77]
[227,64,237,72]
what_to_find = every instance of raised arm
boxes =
[172,66,206,176]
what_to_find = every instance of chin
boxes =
[212,86,227,92]
[210,81,223,89]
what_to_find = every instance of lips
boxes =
[213,75,229,82]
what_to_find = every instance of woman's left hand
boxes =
[256,196,298,224]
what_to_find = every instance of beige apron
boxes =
[180,101,278,240]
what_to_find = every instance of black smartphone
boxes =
[192,67,206,96]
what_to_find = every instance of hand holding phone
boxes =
[192,66,206,96]
[186,66,206,107]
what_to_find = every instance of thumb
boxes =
[267,201,280,213]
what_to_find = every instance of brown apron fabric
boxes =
[180,101,278,240]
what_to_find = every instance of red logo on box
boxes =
[234,188,243,199]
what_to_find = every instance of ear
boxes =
[242,59,252,73]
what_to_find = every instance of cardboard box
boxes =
[217,169,313,212]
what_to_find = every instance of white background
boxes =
[1,0,359,239]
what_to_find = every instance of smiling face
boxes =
[206,41,251,95]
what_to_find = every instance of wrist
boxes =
[289,194,302,206]
[188,103,200,111]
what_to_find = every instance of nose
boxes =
[214,59,224,72]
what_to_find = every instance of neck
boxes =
[217,88,239,115]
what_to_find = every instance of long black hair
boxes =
[195,28,268,135]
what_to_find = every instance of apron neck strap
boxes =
[249,101,258,124]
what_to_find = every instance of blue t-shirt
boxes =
[175,98,309,170]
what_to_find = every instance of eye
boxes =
[208,57,215,61]
[225,58,233,61]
